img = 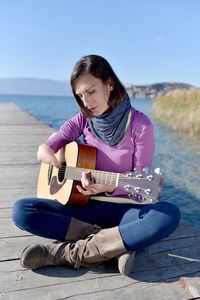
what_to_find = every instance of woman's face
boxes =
[74,74,113,116]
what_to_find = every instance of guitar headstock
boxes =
[119,167,163,204]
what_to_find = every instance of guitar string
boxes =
[57,165,157,189]
[57,168,153,187]
[59,166,150,180]
[59,166,151,180]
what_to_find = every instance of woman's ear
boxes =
[107,77,114,91]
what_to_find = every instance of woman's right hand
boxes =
[37,144,62,169]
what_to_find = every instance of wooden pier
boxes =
[0,102,200,300]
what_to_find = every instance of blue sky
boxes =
[0,0,200,86]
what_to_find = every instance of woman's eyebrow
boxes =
[76,84,96,95]
[85,84,96,92]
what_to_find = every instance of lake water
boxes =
[1,94,200,229]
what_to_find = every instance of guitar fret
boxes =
[105,172,108,185]
[116,173,119,186]
[97,170,103,184]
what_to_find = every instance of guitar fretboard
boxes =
[63,166,119,186]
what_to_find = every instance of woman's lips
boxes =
[89,106,97,111]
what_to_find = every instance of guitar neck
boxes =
[65,166,118,186]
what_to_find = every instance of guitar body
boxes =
[37,142,97,206]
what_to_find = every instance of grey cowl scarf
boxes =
[88,96,131,146]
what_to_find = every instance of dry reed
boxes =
[152,89,200,136]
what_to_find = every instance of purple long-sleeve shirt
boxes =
[45,107,155,198]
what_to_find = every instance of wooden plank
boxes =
[0,208,11,218]
[0,165,39,188]
[0,111,40,124]
[0,218,31,238]
[0,256,199,299]
[0,269,196,300]
[146,235,200,255]
[162,219,200,239]
[0,188,37,208]
[0,152,39,165]
[0,124,55,135]
[0,135,53,147]
[0,145,41,152]
[0,103,43,124]
[0,259,20,272]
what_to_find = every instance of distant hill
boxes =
[125,82,196,99]
[0,78,73,96]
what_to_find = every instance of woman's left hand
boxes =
[76,171,116,196]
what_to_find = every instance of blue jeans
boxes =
[12,198,180,251]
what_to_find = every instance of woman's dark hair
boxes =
[70,55,127,117]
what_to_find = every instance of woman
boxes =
[12,55,180,276]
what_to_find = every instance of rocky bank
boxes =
[125,82,195,98]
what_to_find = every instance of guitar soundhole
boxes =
[58,161,66,183]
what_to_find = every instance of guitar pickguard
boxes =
[50,176,67,195]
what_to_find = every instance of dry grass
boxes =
[152,89,200,136]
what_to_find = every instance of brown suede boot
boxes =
[20,227,126,270]
[65,217,101,242]
[117,251,136,276]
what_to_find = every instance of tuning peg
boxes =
[129,193,143,202]
[143,167,150,173]
[129,193,134,199]
[154,168,162,175]
[144,188,151,195]
[124,184,131,191]
[134,187,141,193]
[129,193,138,199]
[147,174,153,181]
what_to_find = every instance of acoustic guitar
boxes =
[37,141,162,206]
